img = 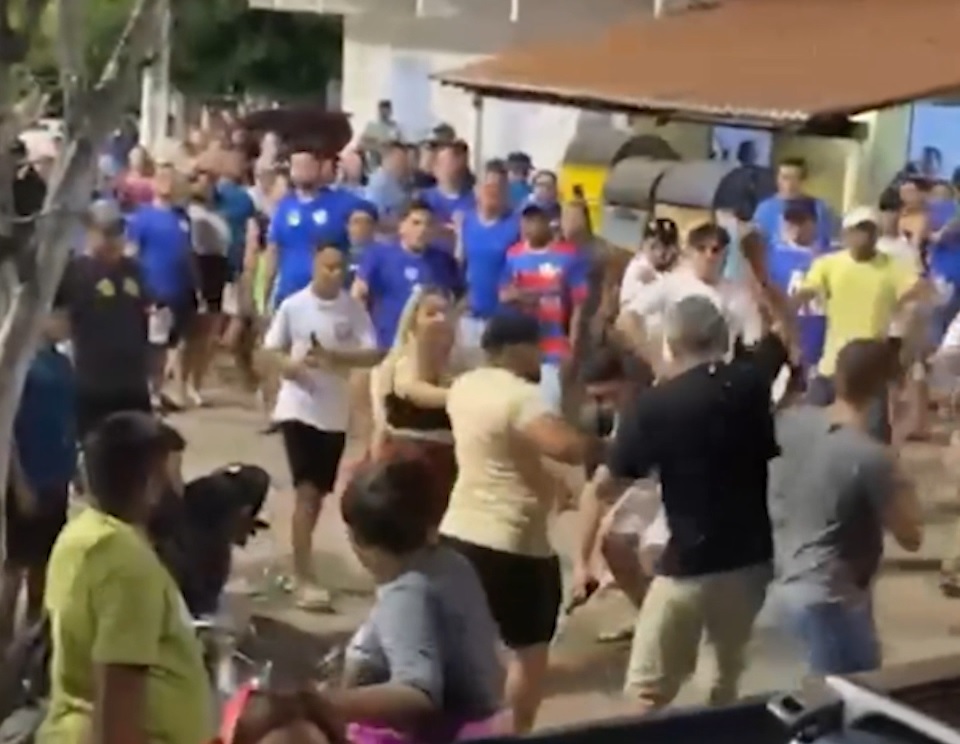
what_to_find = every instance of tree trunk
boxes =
[0,0,164,561]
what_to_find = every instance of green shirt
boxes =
[39,508,212,744]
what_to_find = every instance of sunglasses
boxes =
[696,242,727,256]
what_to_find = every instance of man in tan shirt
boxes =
[441,312,589,733]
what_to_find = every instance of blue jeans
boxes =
[781,593,880,675]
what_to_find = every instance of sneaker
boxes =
[294,584,335,613]
[186,384,205,408]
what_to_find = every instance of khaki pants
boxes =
[624,564,770,709]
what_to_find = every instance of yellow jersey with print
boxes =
[38,507,212,744]
[801,250,917,377]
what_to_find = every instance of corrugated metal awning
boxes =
[434,0,960,125]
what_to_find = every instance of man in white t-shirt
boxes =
[619,222,764,370]
[264,245,381,611]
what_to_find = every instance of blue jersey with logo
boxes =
[125,204,194,304]
[268,188,368,304]
[768,241,826,370]
[461,210,520,319]
[357,243,462,348]
[422,186,476,227]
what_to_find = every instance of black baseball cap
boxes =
[520,203,549,219]
[481,311,540,351]
[643,217,679,245]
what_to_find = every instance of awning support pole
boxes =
[471,94,484,170]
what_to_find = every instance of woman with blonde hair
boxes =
[370,286,461,531]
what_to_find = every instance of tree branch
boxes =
[56,0,89,130]
[0,0,52,64]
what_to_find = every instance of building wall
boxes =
[341,0,647,167]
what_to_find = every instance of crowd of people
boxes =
[2,103,958,744]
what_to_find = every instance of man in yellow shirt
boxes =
[39,412,212,744]
[795,206,924,442]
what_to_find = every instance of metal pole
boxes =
[471,94,484,171]
[138,0,171,151]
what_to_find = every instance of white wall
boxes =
[342,0,648,169]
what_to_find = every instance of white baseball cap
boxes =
[842,205,880,230]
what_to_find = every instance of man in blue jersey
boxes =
[767,199,827,372]
[365,141,411,223]
[216,148,257,279]
[352,199,462,349]
[125,163,197,408]
[506,152,533,209]
[264,147,365,309]
[422,141,475,249]
[525,170,562,229]
[754,158,834,249]
[458,161,520,353]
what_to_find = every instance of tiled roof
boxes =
[434,0,960,124]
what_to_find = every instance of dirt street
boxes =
[172,395,960,730]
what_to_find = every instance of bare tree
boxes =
[0,0,165,558]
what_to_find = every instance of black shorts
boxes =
[442,535,562,649]
[154,297,198,349]
[279,421,346,494]
[196,254,229,313]
[76,388,153,440]
[5,485,69,567]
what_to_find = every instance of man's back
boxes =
[41,507,211,744]
[442,366,552,557]
[62,255,149,396]
[610,338,785,576]
[770,406,891,601]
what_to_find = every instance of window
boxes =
[906,101,960,184]
[710,125,772,168]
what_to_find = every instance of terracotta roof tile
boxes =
[435,0,960,123]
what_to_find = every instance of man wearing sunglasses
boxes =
[617,221,764,374]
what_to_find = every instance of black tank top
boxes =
[384,393,451,432]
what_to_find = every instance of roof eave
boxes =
[433,74,960,131]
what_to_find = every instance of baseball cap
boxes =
[520,202,548,219]
[842,205,880,230]
[86,199,125,236]
[481,311,541,352]
[643,217,679,245]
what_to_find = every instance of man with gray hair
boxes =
[609,294,789,713]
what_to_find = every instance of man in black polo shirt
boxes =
[609,295,787,712]
[61,200,152,437]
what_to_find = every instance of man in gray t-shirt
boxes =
[769,404,891,675]
[770,406,892,598]
[768,338,921,676]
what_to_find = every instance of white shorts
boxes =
[458,315,488,349]
[540,362,563,413]
[604,479,669,552]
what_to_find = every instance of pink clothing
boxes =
[117,174,154,209]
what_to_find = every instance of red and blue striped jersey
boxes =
[499,242,589,362]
